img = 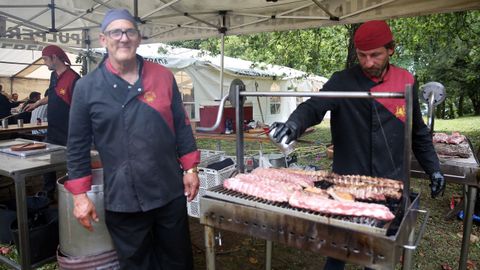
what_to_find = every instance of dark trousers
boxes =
[105,196,194,270]
[324,257,375,270]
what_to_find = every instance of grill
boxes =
[200,187,426,270]
[411,138,479,270]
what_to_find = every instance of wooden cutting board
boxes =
[10,143,47,151]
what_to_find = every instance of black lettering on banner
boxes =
[35,32,47,42]
[13,44,25,50]
[5,27,21,39]
[48,32,57,43]
[59,32,69,43]
[0,42,13,49]
[22,28,34,41]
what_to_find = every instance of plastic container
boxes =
[11,208,59,264]
[187,161,237,218]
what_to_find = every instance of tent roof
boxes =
[0,0,479,50]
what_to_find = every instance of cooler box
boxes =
[199,103,253,134]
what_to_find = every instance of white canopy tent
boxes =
[0,0,479,50]
[0,48,81,99]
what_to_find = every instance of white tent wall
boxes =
[145,50,326,125]
[0,77,49,99]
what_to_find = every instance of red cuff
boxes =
[179,150,200,170]
[65,175,92,195]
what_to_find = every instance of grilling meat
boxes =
[433,132,466,145]
[282,168,403,190]
[289,191,395,221]
[323,174,403,190]
[327,185,402,201]
[223,174,299,202]
[252,168,315,188]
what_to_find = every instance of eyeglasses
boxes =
[104,28,140,40]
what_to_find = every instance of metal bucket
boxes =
[57,248,119,270]
[57,169,115,257]
[253,153,288,168]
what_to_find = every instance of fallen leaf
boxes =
[249,257,258,264]
[466,260,476,270]
[441,263,453,270]
[0,246,11,255]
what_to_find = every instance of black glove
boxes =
[429,171,446,198]
[270,121,300,144]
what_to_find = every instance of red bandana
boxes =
[354,20,393,51]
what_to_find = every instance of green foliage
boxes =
[168,11,480,117]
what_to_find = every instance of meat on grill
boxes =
[327,185,402,201]
[289,190,395,221]
[251,168,315,188]
[433,132,466,145]
[322,174,403,190]
[282,168,403,190]
[223,174,300,202]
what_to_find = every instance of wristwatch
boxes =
[185,167,198,174]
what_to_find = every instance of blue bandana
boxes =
[101,9,137,32]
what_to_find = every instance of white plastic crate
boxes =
[187,162,237,218]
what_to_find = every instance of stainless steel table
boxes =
[411,142,479,270]
[0,139,66,270]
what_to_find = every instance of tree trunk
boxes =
[458,93,464,117]
[345,24,360,69]
[468,92,480,115]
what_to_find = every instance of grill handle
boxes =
[402,209,430,250]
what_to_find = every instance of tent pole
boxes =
[49,0,56,32]
[219,11,227,99]
[219,33,225,99]
[83,29,91,75]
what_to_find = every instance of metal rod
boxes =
[241,91,404,98]
[402,228,415,270]
[459,186,478,270]
[14,174,32,270]
[235,85,245,173]
[310,0,336,18]
[134,0,139,19]
[427,92,435,134]
[196,95,229,132]
[205,226,216,270]
[219,20,225,99]
[141,0,179,20]
[49,0,56,32]
[265,240,272,270]
[403,85,413,213]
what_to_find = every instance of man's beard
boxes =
[363,61,388,78]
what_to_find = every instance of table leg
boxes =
[459,186,477,270]
[13,174,31,270]
[402,228,415,270]
[265,240,272,270]
[205,226,216,270]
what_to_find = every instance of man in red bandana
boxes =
[25,45,80,197]
[272,20,445,269]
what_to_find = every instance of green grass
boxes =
[1,116,478,270]
[194,115,480,270]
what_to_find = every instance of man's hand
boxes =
[183,172,199,202]
[429,171,446,198]
[72,193,99,231]
[271,121,300,144]
[23,103,37,112]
